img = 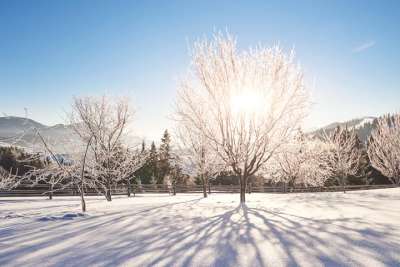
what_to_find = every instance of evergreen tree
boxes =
[158,130,172,184]
[148,141,159,183]
[134,140,158,184]
[0,146,44,175]
[141,140,146,153]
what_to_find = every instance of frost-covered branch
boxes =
[0,167,21,190]
[70,95,138,201]
[174,123,225,197]
[324,126,362,192]
[175,32,309,202]
[265,132,332,189]
[368,114,400,185]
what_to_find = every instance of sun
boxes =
[230,91,263,115]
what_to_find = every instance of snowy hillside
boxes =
[0,116,78,150]
[1,189,399,266]
[0,116,143,151]
[353,117,375,129]
[0,116,45,137]
[312,116,377,142]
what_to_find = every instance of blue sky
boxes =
[0,0,399,140]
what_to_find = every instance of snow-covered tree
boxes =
[158,129,172,184]
[0,166,21,190]
[324,126,362,192]
[18,124,77,200]
[174,123,224,197]
[266,132,332,190]
[175,32,309,202]
[70,95,139,201]
[26,160,71,200]
[114,146,148,197]
[368,114,400,185]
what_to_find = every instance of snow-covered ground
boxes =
[1,189,399,267]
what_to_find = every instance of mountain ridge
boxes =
[0,116,143,151]
[0,115,380,149]
[311,116,377,143]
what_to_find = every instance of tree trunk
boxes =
[80,190,86,212]
[172,184,176,196]
[202,180,208,198]
[127,178,131,197]
[201,174,207,198]
[342,177,346,193]
[80,135,91,212]
[49,184,53,200]
[106,185,112,201]
[240,175,247,203]
[208,182,211,194]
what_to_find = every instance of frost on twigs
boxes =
[264,131,332,188]
[175,32,310,202]
[173,123,225,197]
[0,166,20,190]
[323,126,362,191]
[70,96,147,201]
[368,114,400,185]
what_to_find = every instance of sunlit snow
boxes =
[1,189,399,266]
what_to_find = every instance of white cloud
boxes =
[352,41,376,53]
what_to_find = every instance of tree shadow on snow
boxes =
[0,196,399,267]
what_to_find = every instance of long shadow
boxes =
[0,197,399,267]
[0,197,203,244]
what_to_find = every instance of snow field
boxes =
[1,189,399,266]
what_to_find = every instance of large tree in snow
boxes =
[175,33,309,202]
[368,114,400,185]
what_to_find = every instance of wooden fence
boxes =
[0,183,398,197]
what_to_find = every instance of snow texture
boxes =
[1,189,400,266]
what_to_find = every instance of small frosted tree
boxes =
[324,126,362,192]
[174,124,224,198]
[21,125,78,200]
[26,159,71,200]
[175,32,309,202]
[266,132,332,190]
[115,146,148,197]
[368,114,400,185]
[70,95,135,201]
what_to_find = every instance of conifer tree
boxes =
[149,141,159,183]
[158,130,172,184]
[134,140,151,184]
